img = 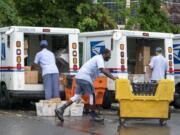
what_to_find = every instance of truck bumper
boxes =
[8,90,65,100]
[8,90,45,99]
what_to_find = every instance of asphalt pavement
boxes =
[0,105,180,135]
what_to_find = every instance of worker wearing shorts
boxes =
[55,48,117,122]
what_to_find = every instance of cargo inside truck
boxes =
[127,37,165,82]
[24,34,69,84]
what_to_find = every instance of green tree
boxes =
[0,0,21,27]
[14,0,117,31]
[14,0,74,27]
[125,0,173,33]
[76,2,117,31]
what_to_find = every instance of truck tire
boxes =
[175,84,180,95]
[0,84,11,108]
[173,96,180,109]
[102,90,111,109]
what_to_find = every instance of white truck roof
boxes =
[80,29,173,39]
[0,26,80,34]
[173,34,180,39]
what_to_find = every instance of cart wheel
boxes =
[119,118,126,126]
[159,119,167,126]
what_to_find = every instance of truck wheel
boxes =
[175,85,180,95]
[102,90,112,109]
[0,84,10,108]
[173,96,180,109]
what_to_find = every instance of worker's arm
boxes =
[99,68,117,81]
[32,53,40,70]
[149,57,154,70]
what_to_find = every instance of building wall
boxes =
[162,0,180,24]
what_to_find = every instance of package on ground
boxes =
[36,98,61,116]
[40,97,61,105]
[49,97,61,103]
[36,102,57,116]
[57,101,71,116]
[70,101,84,117]
[25,71,38,84]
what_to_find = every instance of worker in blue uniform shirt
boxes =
[149,47,168,82]
[55,48,118,122]
[32,40,60,99]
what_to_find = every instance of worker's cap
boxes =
[40,40,48,46]
[155,47,162,52]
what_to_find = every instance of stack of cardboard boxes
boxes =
[134,46,150,73]
[36,98,61,116]
[36,98,84,117]
[24,40,28,57]
[133,46,151,82]
[24,40,39,84]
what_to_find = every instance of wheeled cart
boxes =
[115,79,174,126]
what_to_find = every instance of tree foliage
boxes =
[0,0,117,31]
[0,0,21,27]
[77,3,117,31]
[0,0,179,33]
[125,0,173,33]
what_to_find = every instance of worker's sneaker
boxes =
[55,108,64,122]
[90,111,104,122]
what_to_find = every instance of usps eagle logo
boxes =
[90,41,105,57]
[174,44,180,64]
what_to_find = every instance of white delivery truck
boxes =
[173,34,180,108]
[0,26,80,106]
[79,30,174,106]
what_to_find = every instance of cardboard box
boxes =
[135,46,150,74]
[25,71,38,84]
[24,66,31,71]
[144,66,152,74]
[38,71,43,83]
[24,40,28,49]
[36,102,57,116]
[136,46,150,65]
[143,46,150,65]
[36,98,61,117]
[134,64,144,74]
[40,98,61,105]
[70,101,84,116]
[24,49,28,56]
